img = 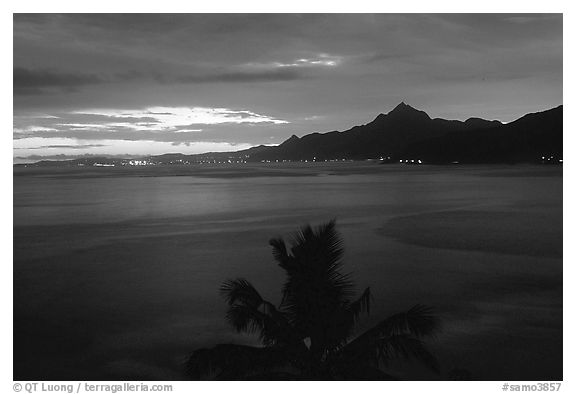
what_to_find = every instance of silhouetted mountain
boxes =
[16,103,562,167]
[245,102,507,162]
[400,105,563,163]
[244,103,561,164]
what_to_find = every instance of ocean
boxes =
[13,163,562,380]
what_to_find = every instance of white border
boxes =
[4,2,572,392]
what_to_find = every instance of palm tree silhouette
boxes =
[186,220,440,380]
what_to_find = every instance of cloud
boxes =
[302,115,324,121]
[14,106,288,144]
[13,126,59,134]
[172,129,203,133]
[175,68,303,84]
[13,66,309,94]
[13,106,291,150]
[13,66,305,96]
[15,153,111,163]
[72,106,289,128]
[126,59,326,84]
[169,54,342,85]
[14,114,60,119]
[13,136,254,159]
[13,67,105,95]
[247,54,343,69]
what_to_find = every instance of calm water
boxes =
[13,163,562,380]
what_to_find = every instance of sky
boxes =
[13,14,563,162]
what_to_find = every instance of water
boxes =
[13,163,562,380]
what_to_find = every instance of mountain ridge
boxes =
[16,103,562,166]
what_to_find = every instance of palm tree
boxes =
[186,220,440,380]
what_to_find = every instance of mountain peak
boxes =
[387,102,431,120]
[389,102,418,113]
[280,134,300,146]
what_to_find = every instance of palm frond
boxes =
[277,220,353,307]
[289,220,345,273]
[269,237,291,268]
[220,278,263,308]
[273,220,362,353]
[340,305,440,372]
[347,287,372,323]
[376,304,440,338]
[376,335,440,373]
[225,303,297,346]
[220,278,300,347]
[225,304,262,334]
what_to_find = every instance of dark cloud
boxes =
[13,66,305,97]
[14,67,105,95]
[114,68,306,85]
[175,68,305,84]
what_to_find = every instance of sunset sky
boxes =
[13,14,562,162]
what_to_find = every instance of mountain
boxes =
[244,102,561,164]
[16,103,562,167]
[399,105,563,163]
